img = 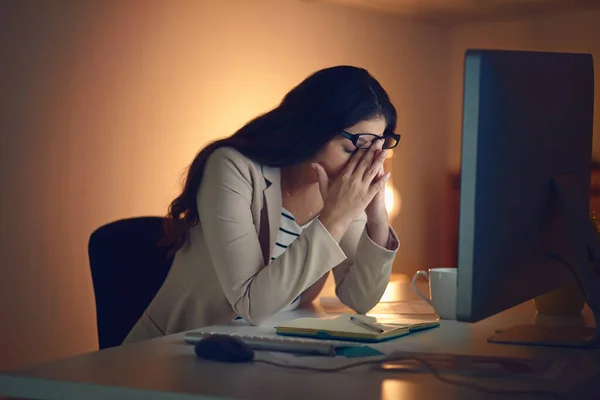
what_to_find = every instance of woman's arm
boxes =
[332,213,399,313]
[299,220,398,309]
[198,148,349,325]
[299,271,330,305]
[309,142,398,312]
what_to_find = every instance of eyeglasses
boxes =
[338,130,401,150]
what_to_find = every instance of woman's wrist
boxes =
[366,218,390,248]
[318,211,350,242]
[366,212,388,226]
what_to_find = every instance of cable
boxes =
[254,353,568,399]
[547,252,591,307]
[249,253,590,400]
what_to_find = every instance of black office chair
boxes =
[88,216,174,349]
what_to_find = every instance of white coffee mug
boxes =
[411,268,457,320]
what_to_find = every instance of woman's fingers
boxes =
[364,148,387,184]
[353,140,382,178]
[312,163,329,198]
[318,138,389,240]
[341,148,366,178]
[367,171,391,199]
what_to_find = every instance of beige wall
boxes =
[447,6,600,171]
[0,0,449,371]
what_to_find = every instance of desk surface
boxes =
[1,274,598,400]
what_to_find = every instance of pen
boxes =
[350,315,384,333]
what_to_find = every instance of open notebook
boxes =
[276,313,440,342]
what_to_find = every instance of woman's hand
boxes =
[313,140,390,242]
[365,167,389,224]
[364,166,391,247]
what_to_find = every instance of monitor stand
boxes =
[487,174,600,348]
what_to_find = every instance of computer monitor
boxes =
[455,49,599,347]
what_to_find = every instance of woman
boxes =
[123,65,401,343]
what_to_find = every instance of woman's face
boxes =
[313,116,387,180]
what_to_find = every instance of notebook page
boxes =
[348,314,438,330]
[279,313,409,335]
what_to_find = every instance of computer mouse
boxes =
[194,334,255,363]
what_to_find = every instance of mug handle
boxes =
[411,270,433,306]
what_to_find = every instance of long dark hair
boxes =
[163,65,397,252]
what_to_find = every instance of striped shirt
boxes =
[271,207,314,312]
[233,207,314,321]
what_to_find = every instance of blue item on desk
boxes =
[336,346,384,357]
[194,334,255,363]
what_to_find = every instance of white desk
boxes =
[1,276,598,400]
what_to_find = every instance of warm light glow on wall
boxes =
[384,149,401,221]
[385,181,401,220]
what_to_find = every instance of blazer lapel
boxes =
[262,164,281,259]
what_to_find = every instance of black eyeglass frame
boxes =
[338,130,401,150]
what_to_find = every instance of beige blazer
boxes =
[123,147,399,344]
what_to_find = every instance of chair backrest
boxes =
[88,216,174,349]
